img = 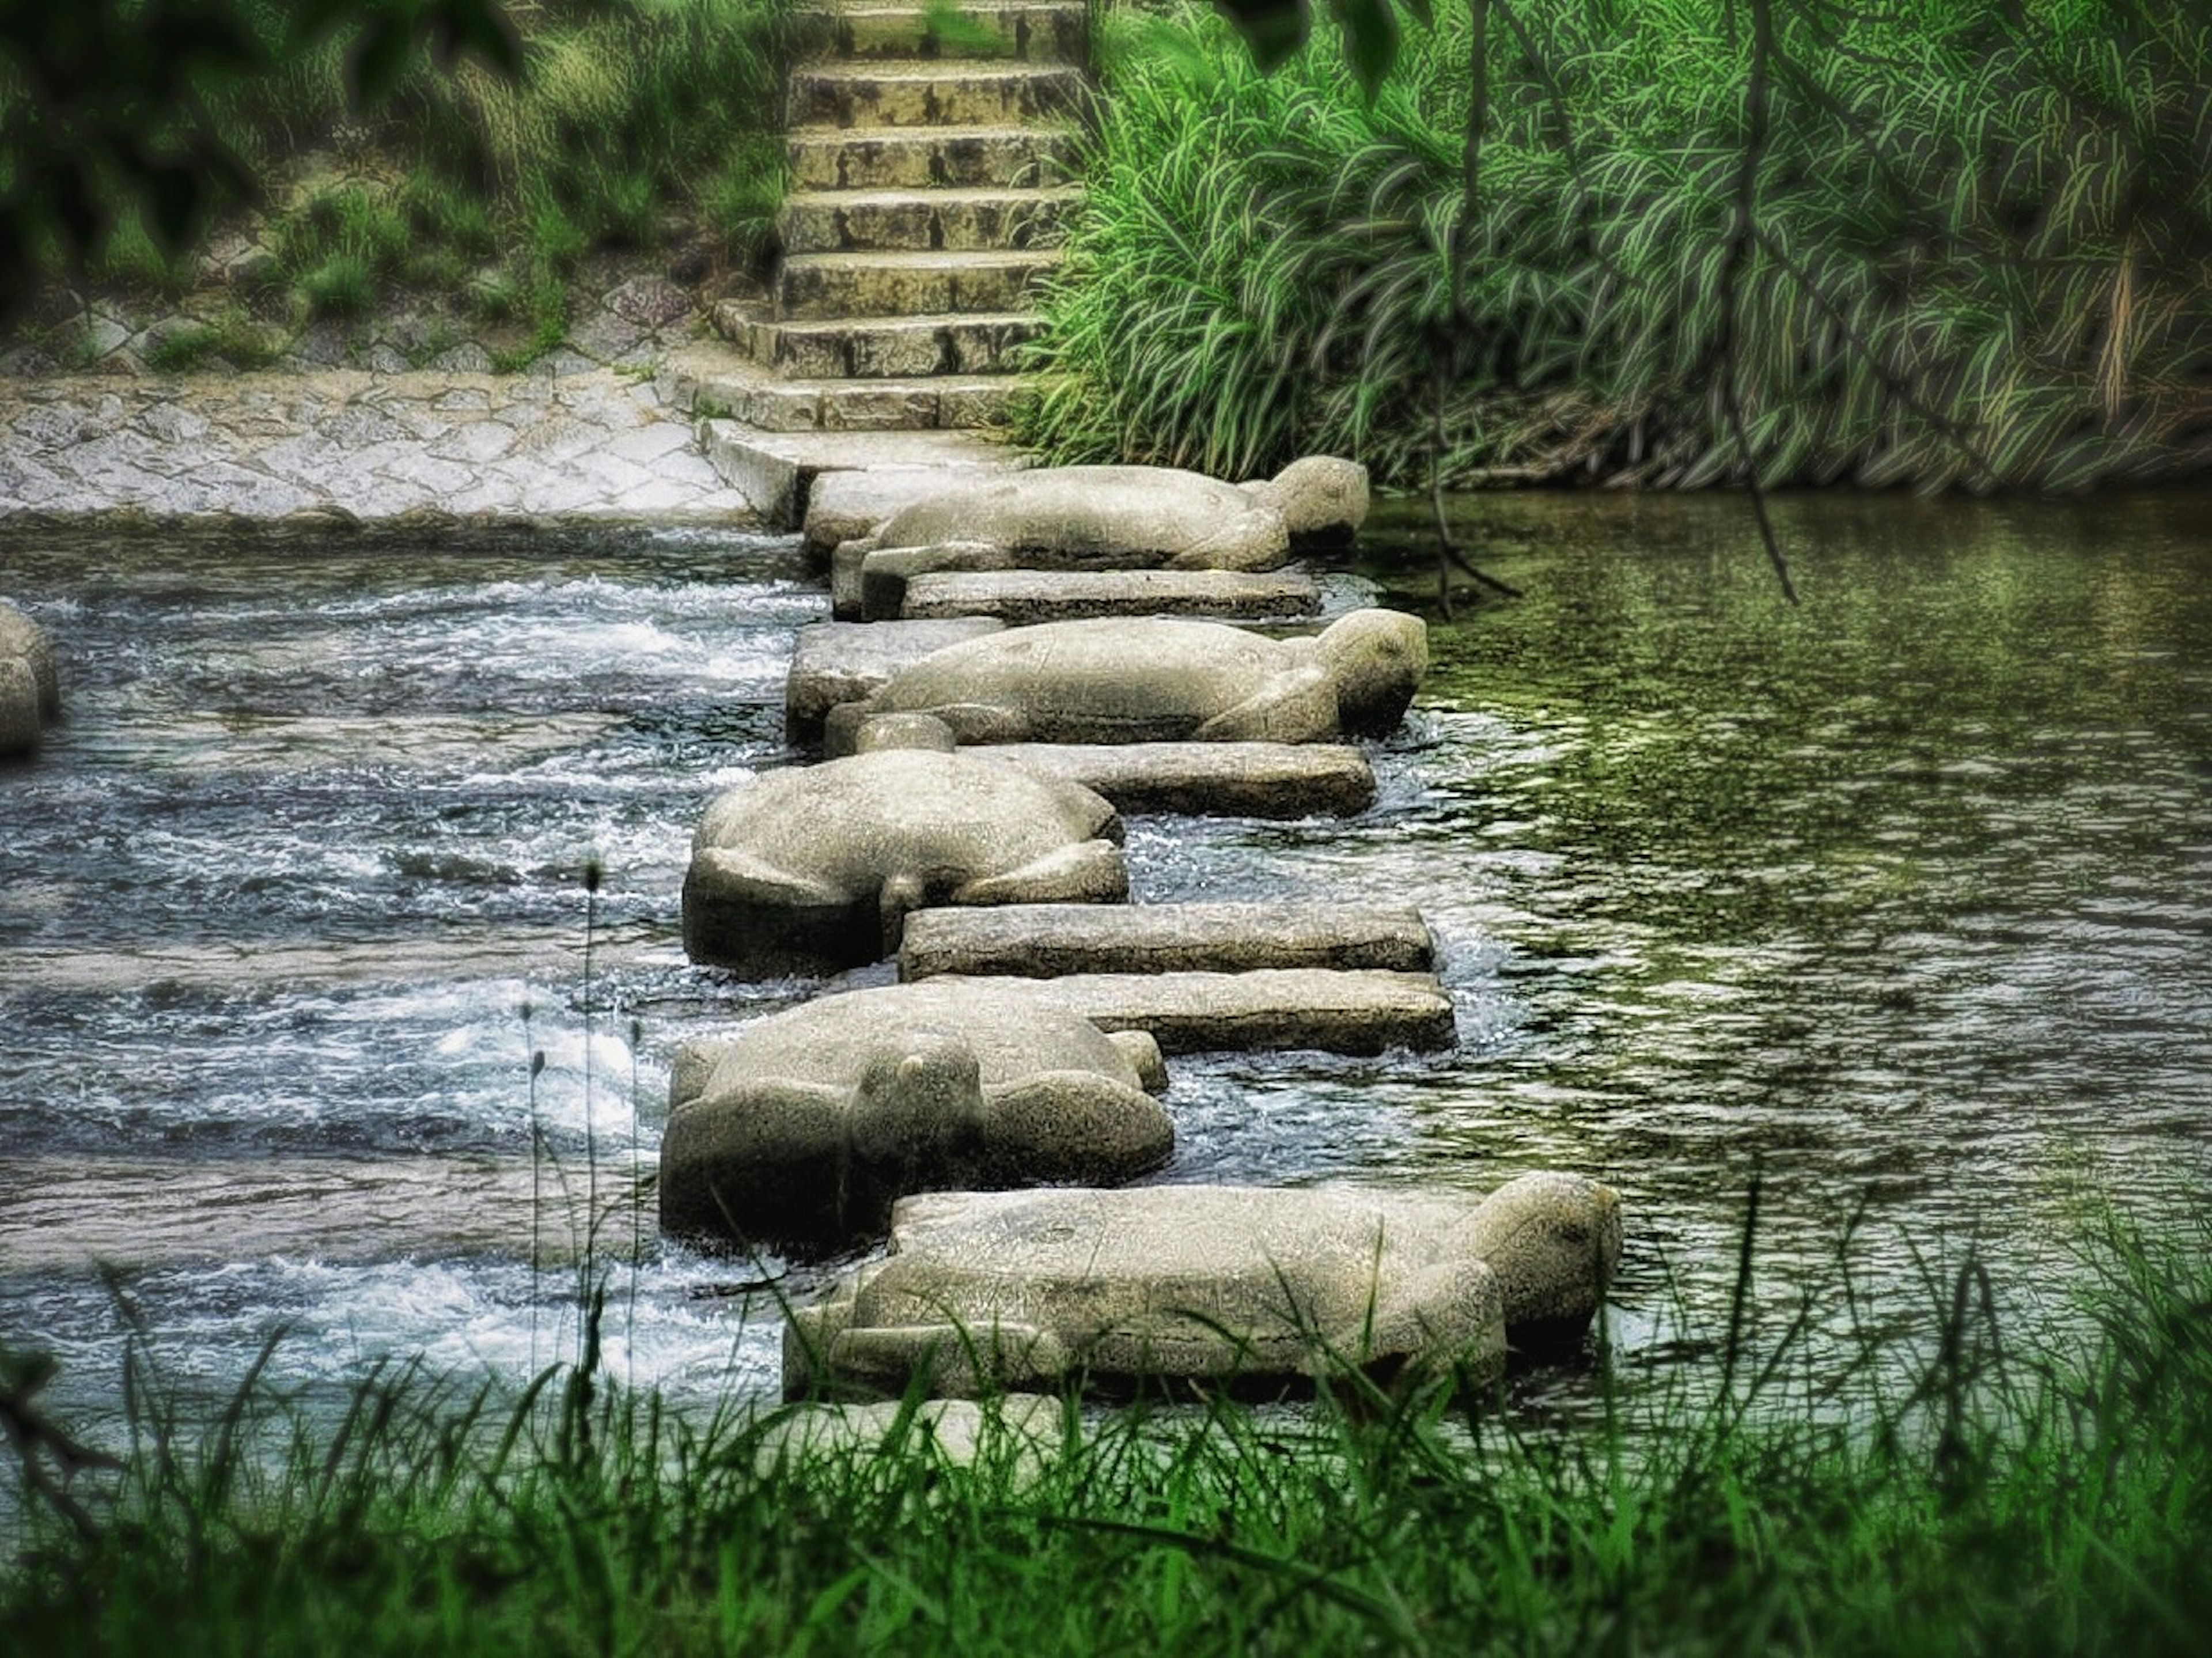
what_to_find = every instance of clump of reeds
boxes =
[3,1193,2210,1654]
[1017,0,2212,493]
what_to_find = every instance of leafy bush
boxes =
[1019,0,2212,492]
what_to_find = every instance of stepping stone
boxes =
[898,569,1323,624]
[779,186,1082,254]
[899,902,1437,980]
[662,979,1169,1248]
[982,741,1377,818]
[683,749,1125,976]
[926,968,1457,1054]
[783,1174,1625,1399]
[804,466,1025,565]
[786,618,1005,744]
[752,1398,1065,1483]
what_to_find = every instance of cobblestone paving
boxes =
[0,366,753,524]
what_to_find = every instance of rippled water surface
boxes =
[2,495,2207,1430]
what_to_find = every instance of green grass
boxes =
[1019,0,2212,493]
[56,0,791,347]
[3,1209,2209,1655]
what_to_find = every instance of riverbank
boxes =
[0,365,748,523]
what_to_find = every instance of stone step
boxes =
[900,903,1438,979]
[789,124,1081,191]
[794,2,1088,63]
[925,968,1459,1055]
[738,309,1044,380]
[789,61,1086,130]
[787,617,1008,743]
[686,364,1025,437]
[980,741,1377,818]
[777,248,1060,320]
[780,186,1081,253]
[897,567,1323,624]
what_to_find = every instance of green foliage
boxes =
[143,310,285,372]
[0,1,791,329]
[3,1217,2211,1653]
[1019,0,2212,492]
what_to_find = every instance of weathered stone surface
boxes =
[780,187,1081,255]
[984,741,1378,818]
[824,611,1427,754]
[776,249,1058,321]
[683,749,1126,975]
[786,618,1006,744]
[661,980,1171,1247]
[966,967,1457,1055]
[805,467,1007,566]
[1238,455,1371,548]
[787,62,1086,130]
[899,902,1437,981]
[850,462,1296,573]
[752,1397,1065,1483]
[783,1174,1624,1399]
[786,126,1081,192]
[0,600,59,720]
[793,2,1089,64]
[896,569,1324,625]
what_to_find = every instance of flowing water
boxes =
[1,492,2207,1436]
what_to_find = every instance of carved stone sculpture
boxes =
[683,749,1127,975]
[661,981,1172,1247]
[785,1174,1623,1398]
[825,610,1427,755]
[832,457,1369,620]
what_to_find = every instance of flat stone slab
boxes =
[984,741,1377,818]
[900,903,1437,981]
[804,466,1003,566]
[786,618,1005,744]
[899,569,1323,624]
[925,968,1457,1055]
[784,1175,1624,1399]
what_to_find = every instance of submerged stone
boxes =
[784,1174,1623,1399]
[682,749,1127,976]
[662,980,1171,1249]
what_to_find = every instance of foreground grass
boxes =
[3,1216,2209,1656]
[1019,0,2212,492]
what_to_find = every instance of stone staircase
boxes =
[675,1,1085,447]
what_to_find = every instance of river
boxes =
[2,490,2207,1434]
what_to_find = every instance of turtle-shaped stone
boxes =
[825,610,1428,756]
[682,749,1127,976]
[661,981,1172,1249]
[831,457,1370,620]
[785,1174,1623,1399]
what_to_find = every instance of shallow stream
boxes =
[1,490,2206,1432]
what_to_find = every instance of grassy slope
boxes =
[60,0,788,364]
[2,1219,2209,1654]
[1017,0,2212,492]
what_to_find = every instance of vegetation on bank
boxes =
[6,0,787,365]
[1017,0,2212,493]
[3,1212,2209,1655]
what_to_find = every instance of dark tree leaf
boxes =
[1213,0,1310,73]
[428,0,524,74]
[1325,0,1400,93]
[140,161,206,252]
